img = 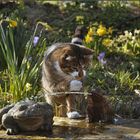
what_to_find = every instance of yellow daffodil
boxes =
[85,34,93,43]
[38,21,53,31]
[97,24,107,36]
[108,27,113,34]
[9,20,17,28]
[88,27,94,36]
[102,38,112,47]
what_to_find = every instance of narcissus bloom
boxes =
[9,20,17,28]
[97,25,107,36]
[85,34,93,43]
[108,27,113,34]
[102,38,112,47]
[88,27,94,36]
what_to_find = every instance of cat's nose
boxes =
[78,69,83,78]
[78,68,86,80]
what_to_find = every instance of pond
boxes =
[0,117,140,140]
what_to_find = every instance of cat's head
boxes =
[45,43,93,80]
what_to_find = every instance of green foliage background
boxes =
[0,0,140,117]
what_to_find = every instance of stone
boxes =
[0,100,54,135]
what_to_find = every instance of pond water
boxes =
[0,117,140,140]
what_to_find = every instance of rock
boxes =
[0,100,54,135]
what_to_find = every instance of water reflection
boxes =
[52,117,107,139]
[0,117,140,140]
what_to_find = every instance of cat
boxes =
[42,43,93,118]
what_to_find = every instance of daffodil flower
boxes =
[108,27,113,34]
[9,20,17,28]
[85,34,93,43]
[88,27,94,36]
[102,38,112,47]
[97,25,107,36]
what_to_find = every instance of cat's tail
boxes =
[71,25,87,45]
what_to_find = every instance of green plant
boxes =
[85,27,140,96]
[115,71,140,93]
[0,19,31,70]
[98,1,131,28]
[84,22,113,56]
[0,21,46,103]
[114,29,140,55]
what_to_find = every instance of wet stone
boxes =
[0,117,140,140]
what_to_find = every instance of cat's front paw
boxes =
[67,111,81,119]
[70,80,82,91]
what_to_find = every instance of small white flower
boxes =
[70,2,76,6]
[124,30,129,35]
[134,89,140,96]
[132,36,135,40]
[26,83,32,91]
[129,32,132,37]
[90,5,93,8]
[134,29,140,34]
[80,3,85,7]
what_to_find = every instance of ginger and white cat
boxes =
[42,43,93,119]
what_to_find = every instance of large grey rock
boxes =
[0,100,54,135]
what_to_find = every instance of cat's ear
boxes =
[81,47,94,55]
[81,47,94,60]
